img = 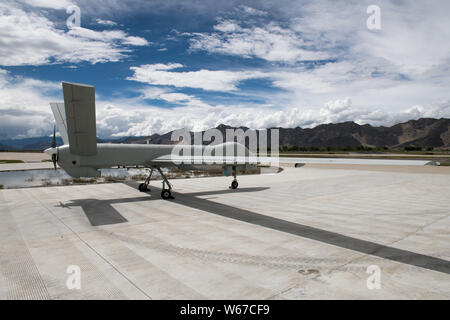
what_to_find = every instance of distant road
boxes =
[0,162,55,172]
[281,153,450,159]
[0,152,53,171]
[276,157,432,166]
[0,152,50,162]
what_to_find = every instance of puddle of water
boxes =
[0,168,152,189]
[0,166,264,189]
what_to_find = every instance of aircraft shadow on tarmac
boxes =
[58,181,450,275]
[60,182,269,227]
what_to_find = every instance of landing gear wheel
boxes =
[230,180,239,189]
[138,183,149,192]
[161,189,173,199]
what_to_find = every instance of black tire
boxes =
[161,189,171,199]
[231,180,238,189]
[138,183,148,192]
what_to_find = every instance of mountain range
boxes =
[1,118,449,151]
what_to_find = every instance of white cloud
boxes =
[127,63,265,91]
[122,57,450,131]
[158,93,209,108]
[209,54,445,113]
[21,0,74,10]
[138,86,211,108]
[100,99,450,138]
[0,69,58,139]
[2,1,450,139]
[0,2,149,66]
[238,5,267,17]
[138,86,171,100]
[286,0,450,76]
[122,36,149,46]
[186,0,450,109]
[1,69,449,139]
[95,18,117,26]
[189,19,331,64]
[353,1,450,75]
[213,21,241,33]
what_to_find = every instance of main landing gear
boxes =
[138,168,153,192]
[229,165,239,190]
[157,167,174,199]
[138,167,174,199]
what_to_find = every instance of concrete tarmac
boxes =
[0,166,449,299]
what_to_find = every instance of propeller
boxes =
[51,125,58,170]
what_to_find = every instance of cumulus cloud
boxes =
[2,1,450,139]
[16,0,450,77]
[353,1,450,75]
[127,58,447,112]
[189,19,331,64]
[0,69,58,139]
[97,99,450,138]
[1,69,449,139]
[238,5,267,17]
[127,63,265,91]
[95,18,117,26]
[109,57,450,135]
[21,0,74,10]
[138,86,212,108]
[283,0,450,76]
[185,0,450,108]
[0,2,149,66]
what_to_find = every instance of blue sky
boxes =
[1,0,450,139]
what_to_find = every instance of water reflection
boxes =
[0,168,152,189]
[0,166,264,189]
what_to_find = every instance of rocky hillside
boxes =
[128,118,450,149]
[1,118,449,151]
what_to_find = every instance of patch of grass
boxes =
[41,159,52,162]
[130,174,148,180]
[72,178,96,184]
[438,160,450,166]
[0,159,24,164]
[60,179,72,186]
[103,176,117,183]
[103,176,127,183]
[42,180,53,187]
[0,184,3,189]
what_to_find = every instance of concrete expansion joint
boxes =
[26,191,153,300]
